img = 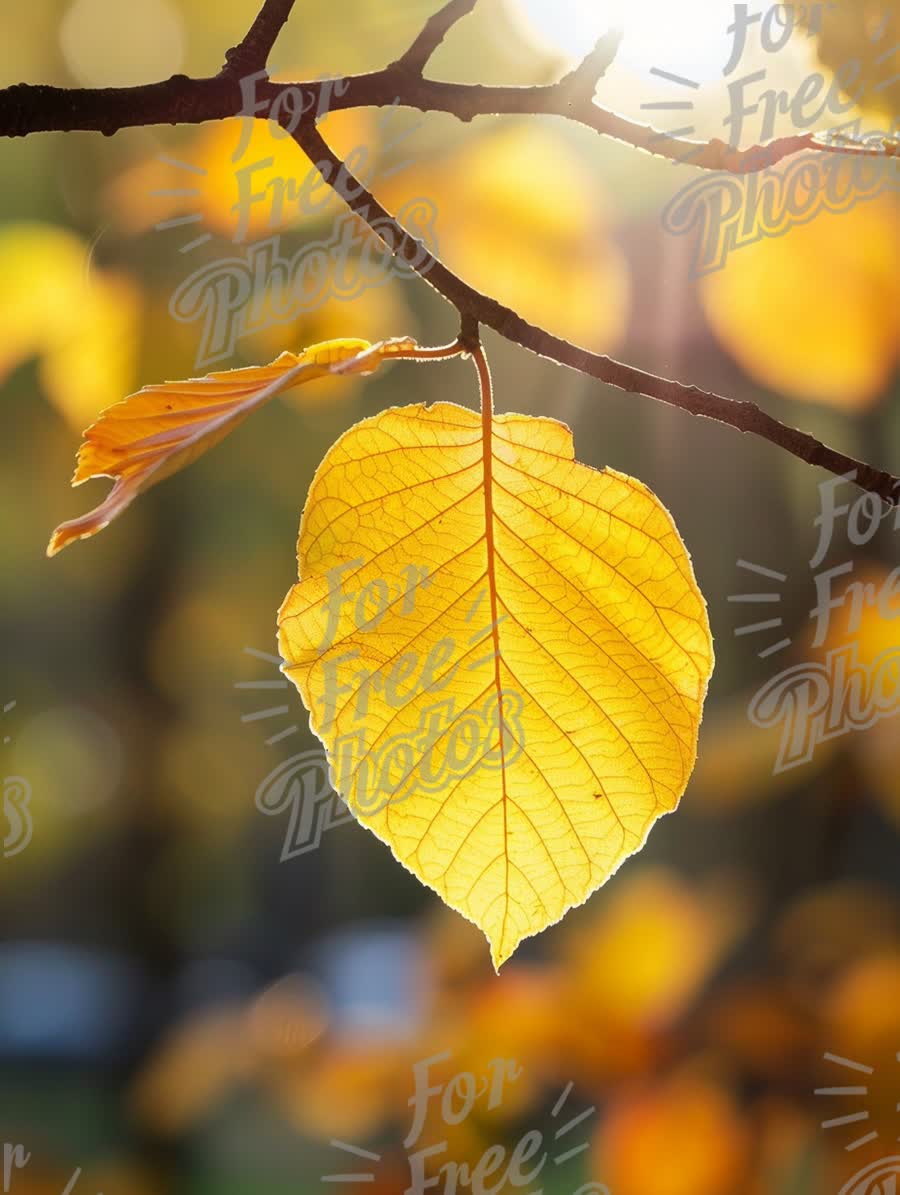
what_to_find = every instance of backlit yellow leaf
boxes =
[278,402,713,966]
[48,336,413,556]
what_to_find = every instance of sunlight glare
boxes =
[515,0,738,83]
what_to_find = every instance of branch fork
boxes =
[2,0,896,504]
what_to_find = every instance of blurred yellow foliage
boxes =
[806,0,900,120]
[553,868,749,1080]
[597,1073,751,1195]
[0,222,140,429]
[701,191,900,407]
[246,285,413,406]
[378,123,630,354]
[274,1038,410,1140]
[109,106,373,242]
[186,107,376,241]
[804,563,900,826]
[820,953,900,1144]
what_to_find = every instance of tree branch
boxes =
[289,116,900,505]
[0,75,242,138]
[558,26,623,102]
[221,0,298,78]
[393,0,479,75]
[2,0,897,507]
[1,53,896,174]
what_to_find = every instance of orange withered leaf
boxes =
[47,337,415,556]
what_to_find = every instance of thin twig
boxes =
[2,0,896,507]
[221,0,298,78]
[289,117,900,505]
[559,27,623,100]
[394,0,479,75]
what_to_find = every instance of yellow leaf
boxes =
[805,0,900,121]
[0,222,140,428]
[107,94,373,241]
[821,953,900,1148]
[278,402,713,966]
[246,284,412,408]
[599,1074,751,1195]
[185,107,375,242]
[48,336,414,557]
[700,190,900,408]
[377,124,630,354]
[40,268,141,429]
[559,868,747,1031]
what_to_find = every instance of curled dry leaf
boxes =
[47,336,415,557]
[278,402,714,966]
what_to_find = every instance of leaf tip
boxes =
[46,525,75,557]
[46,492,122,558]
[488,929,518,972]
[46,522,83,557]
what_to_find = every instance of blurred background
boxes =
[1,0,899,1191]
